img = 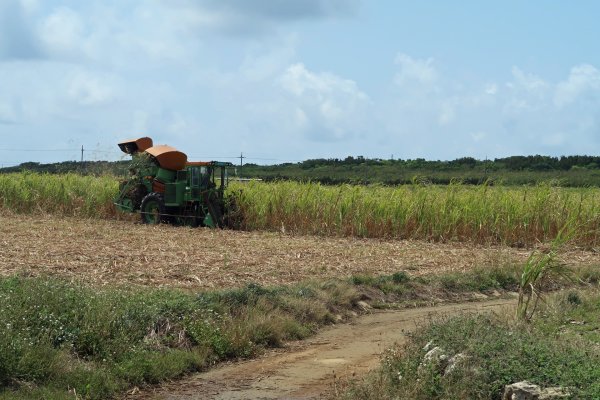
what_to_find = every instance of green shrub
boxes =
[339,291,600,399]
[0,276,362,398]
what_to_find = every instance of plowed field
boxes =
[2,213,599,289]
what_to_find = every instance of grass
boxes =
[516,221,577,321]
[336,288,600,400]
[1,262,598,398]
[0,277,349,399]
[350,265,521,307]
[1,173,600,246]
[0,264,538,400]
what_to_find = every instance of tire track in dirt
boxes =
[126,298,516,400]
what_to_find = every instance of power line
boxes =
[1,145,306,166]
[85,149,122,155]
[187,156,240,159]
[0,148,121,155]
[187,155,303,162]
[0,148,77,152]
[245,157,303,162]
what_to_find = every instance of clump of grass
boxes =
[516,221,578,321]
[0,277,354,399]
[338,289,600,400]
[350,266,521,303]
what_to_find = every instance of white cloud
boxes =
[281,63,368,100]
[502,67,550,116]
[39,7,84,56]
[280,63,370,140]
[384,53,600,158]
[485,83,498,95]
[67,71,115,106]
[394,53,437,87]
[554,64,600,107]
[19,0,40,14]
[239,37,297,81]
[510,67,547,93]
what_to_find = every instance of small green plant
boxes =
[567,291,582,305]
[391,271,410,283]
[516,222,576,321]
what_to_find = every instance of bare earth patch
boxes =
[1,213,599,290]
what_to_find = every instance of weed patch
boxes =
[0,265,593,399]
[350,265,521,305]
[0,277,357,399]
[337,288,600,399]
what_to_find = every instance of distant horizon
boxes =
[4,152,600,169]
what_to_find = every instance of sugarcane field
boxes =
[2,2,600,399]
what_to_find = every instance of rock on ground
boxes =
[503,381,570,400]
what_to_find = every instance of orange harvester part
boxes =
[118,137,153,154]
[186,161,212,166]
[145,145,188,171]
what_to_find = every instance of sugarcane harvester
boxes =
[114,137,235,227]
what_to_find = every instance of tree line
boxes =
[272,155,600,171]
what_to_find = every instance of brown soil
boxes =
[124,298,516,399]
[1,213,598,290]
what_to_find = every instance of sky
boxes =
[0,0,599,166]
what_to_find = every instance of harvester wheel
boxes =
[140,193,166,224]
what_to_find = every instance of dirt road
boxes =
[129,298,515,400]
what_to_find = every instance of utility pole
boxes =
[239,152,245,179]
[484,155,488,176]
[81,145,84,163]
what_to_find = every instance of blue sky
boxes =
[0,0,599,165]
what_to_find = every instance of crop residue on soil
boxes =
[2,213,599,290]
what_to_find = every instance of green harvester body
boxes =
[114,137,235,228]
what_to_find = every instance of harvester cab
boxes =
[114,137,236,228]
